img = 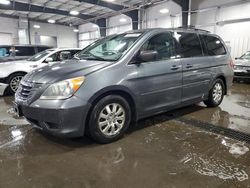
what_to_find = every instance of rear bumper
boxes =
[0,83,8,96]
[18,97,91,138]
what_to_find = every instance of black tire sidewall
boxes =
[88,95,131,144]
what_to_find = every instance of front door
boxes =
[133,32,182,117]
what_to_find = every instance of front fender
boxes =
[88,85,137,104]
[0,64,31,79]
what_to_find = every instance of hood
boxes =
[235,59,250,66]
[23,60,111,84]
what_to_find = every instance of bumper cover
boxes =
[18,97,91,138]
[0,83,8,96]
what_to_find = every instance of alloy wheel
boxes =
[212,82,223,104]
[98,103,125,136]
[10,76,23,92]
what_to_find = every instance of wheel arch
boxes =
[86,86,138,128]
[7,71,27,81]
[216,75,227,95]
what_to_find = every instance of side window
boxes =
[48,51,73,62]
[49,52,58,62]
[201,35,227,56]
[173,32,203,58]
[71,50,80,56]
[0,46,11,57]
[139,32,175,62]
[59,51,72,61]
[15,46,36,56]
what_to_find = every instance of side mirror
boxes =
[137,50,158,63]
[44,57,53,63]
[235,57,239,60]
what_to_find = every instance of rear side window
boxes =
[173,32,203,58]
[15,46,36,56]
[201,35,227,56]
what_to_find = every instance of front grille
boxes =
[16,81,41,103]
[16,81,34,101]
[19,84,33,99]
[235,66,250,71]
[234,72,250,76]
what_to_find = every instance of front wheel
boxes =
[88,95,131,144]
[6,73,25,95]
[204,79,225,107]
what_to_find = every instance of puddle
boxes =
[221,139,249,156]
[182,152,249,182]
[237,102,250,109]
[144,131,160,143]
[229,143,249,156]
[7,107,16,115]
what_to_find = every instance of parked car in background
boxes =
[0,45,52,63]
[0,48,81,95]
[234,51,250,80]
[14,28,234,144]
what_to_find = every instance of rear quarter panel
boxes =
[210,54,234,94]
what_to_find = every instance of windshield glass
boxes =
[77,33,142,61]
[27,50,53,61]
[240,52,250,60]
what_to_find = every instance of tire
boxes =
[204,78,225,107]
[88,95,131,144]
[6,73,25,95]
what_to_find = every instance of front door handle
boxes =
[186,64,193,69]
[171,65,182,70]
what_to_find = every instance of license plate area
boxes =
[13,102,23,117]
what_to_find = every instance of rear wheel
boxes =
[88,95,131,144]
[204,79,225,107]
[6,73,25,95]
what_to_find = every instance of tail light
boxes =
[229,58,234,69]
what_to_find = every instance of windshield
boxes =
[239,52,250,60]
[27,50,52,61]
[77,33,142,61]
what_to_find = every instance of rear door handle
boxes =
[186,64,193,69]
[171,65,182,70]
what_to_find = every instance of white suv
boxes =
[0,48,80,95]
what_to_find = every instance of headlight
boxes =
[40,76,85,100]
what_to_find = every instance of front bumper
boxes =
[234,70,250,79]
[17,96,91,138]
[0,83,8,96]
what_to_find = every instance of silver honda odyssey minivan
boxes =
[14,28,234,143]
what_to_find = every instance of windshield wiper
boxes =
[79,53,106,61]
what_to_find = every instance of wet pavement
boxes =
[0,83,250,188]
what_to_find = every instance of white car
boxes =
[0,48,81,95]
[234,51,250,80]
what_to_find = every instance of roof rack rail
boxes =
[176,26,210,33]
